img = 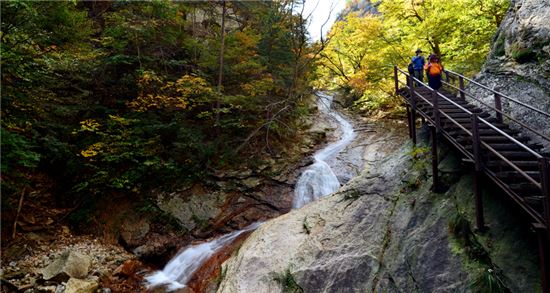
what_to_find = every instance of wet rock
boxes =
[64,278,98,293]
[119,217,150,248]
[40,250,91,281]
[36,285,57,292]
[218,146,469,293]
[240,177,262,189]
[55,284,65,293]
[156,191,223,231]
[112,260,141,277]
[132,235,177,264]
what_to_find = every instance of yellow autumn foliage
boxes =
[129,71,214,112]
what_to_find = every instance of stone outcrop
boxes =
[470,0,550,149]
[40,250,91,281]
[217,126,540,292]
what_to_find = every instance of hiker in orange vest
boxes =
[424,54,444,90]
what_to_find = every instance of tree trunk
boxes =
[216,1,226,130]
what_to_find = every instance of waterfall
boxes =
[145,92,355,290]
[292,93,356,209]
[145,222,261,291]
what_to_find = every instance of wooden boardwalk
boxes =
[393,66,550,292]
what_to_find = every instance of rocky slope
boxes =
[471,0,550,149]
[217,126,541,293]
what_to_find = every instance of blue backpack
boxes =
[412,56,425,70]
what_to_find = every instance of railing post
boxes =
[540,157,550,241]
[471,113,486,231]
[459,75,466,100]
[494,93,503,123]
[445,70,450,83]
[394,66,399,94]
[535,223,550,293]
[410,81,417,145]
[431,88,440,133]
[430,125,442,193]
[406,106,412,139]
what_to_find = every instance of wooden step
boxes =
[447,127,519,136]
[419,110,491,119]
[457,136,531,144]
[441,117,499,124]
[509,182,542,194]
[487,160,540,170]
[495,171,541,181]
[488,151,539,160]
[467,143,543,152]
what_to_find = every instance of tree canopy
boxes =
[315,0,509,113]
[1,0,317,218]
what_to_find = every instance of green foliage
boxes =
[408,146,431,172]
[1,1,315,224]
[316,0,510,112]
[509,42,536,64]
[448,209,511,293]
[273,268,304,293]
[470,267,510,293]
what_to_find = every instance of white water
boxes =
[146,93,354,290]
[145,222,261,291]
[292,93,356,209]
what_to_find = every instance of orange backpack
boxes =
[426,62,443,76]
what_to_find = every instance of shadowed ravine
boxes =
[146,92,358,291]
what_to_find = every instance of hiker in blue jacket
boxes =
[411,49,425,85]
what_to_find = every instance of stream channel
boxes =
[146,92,358,291]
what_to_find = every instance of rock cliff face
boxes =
[471,0,550,149]
[217,126,540,292]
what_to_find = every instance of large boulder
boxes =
[217,141,540,292]
[40,250,91,282]
[64,278,98,293]
[217,147,470,292]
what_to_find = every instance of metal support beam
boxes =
[494,93,503,123]
[471,114,486,231]
[431,88,441,133]
[459,76,466,100]
[394,66,399,94]
[430,125,442,193]
[535,224,550,293]
[406,106,412,139]
[411,109,417,145]
[540,157,550,242]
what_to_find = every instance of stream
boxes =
[146,92,357,291]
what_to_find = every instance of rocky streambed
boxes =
[2,92,404,293]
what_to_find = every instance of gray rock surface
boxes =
[469,0,550,149]
[40,250,91,282]
[217,143,470,292]
[217,131,540,292]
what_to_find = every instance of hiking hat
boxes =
[415,49,423,53]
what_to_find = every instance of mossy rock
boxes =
[509,42,536,63]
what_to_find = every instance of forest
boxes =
[5,0,536,292]
[1,0,508,225]
[2,1,319,224]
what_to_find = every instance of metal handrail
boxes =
[442,78,550,142]
[444,69,550,119]
[395,66,543,188]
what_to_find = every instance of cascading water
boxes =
[146,92,354,290]
[292,92,356,209]
[145,222,261,291]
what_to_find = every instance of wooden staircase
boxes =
[393,66,550,293]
